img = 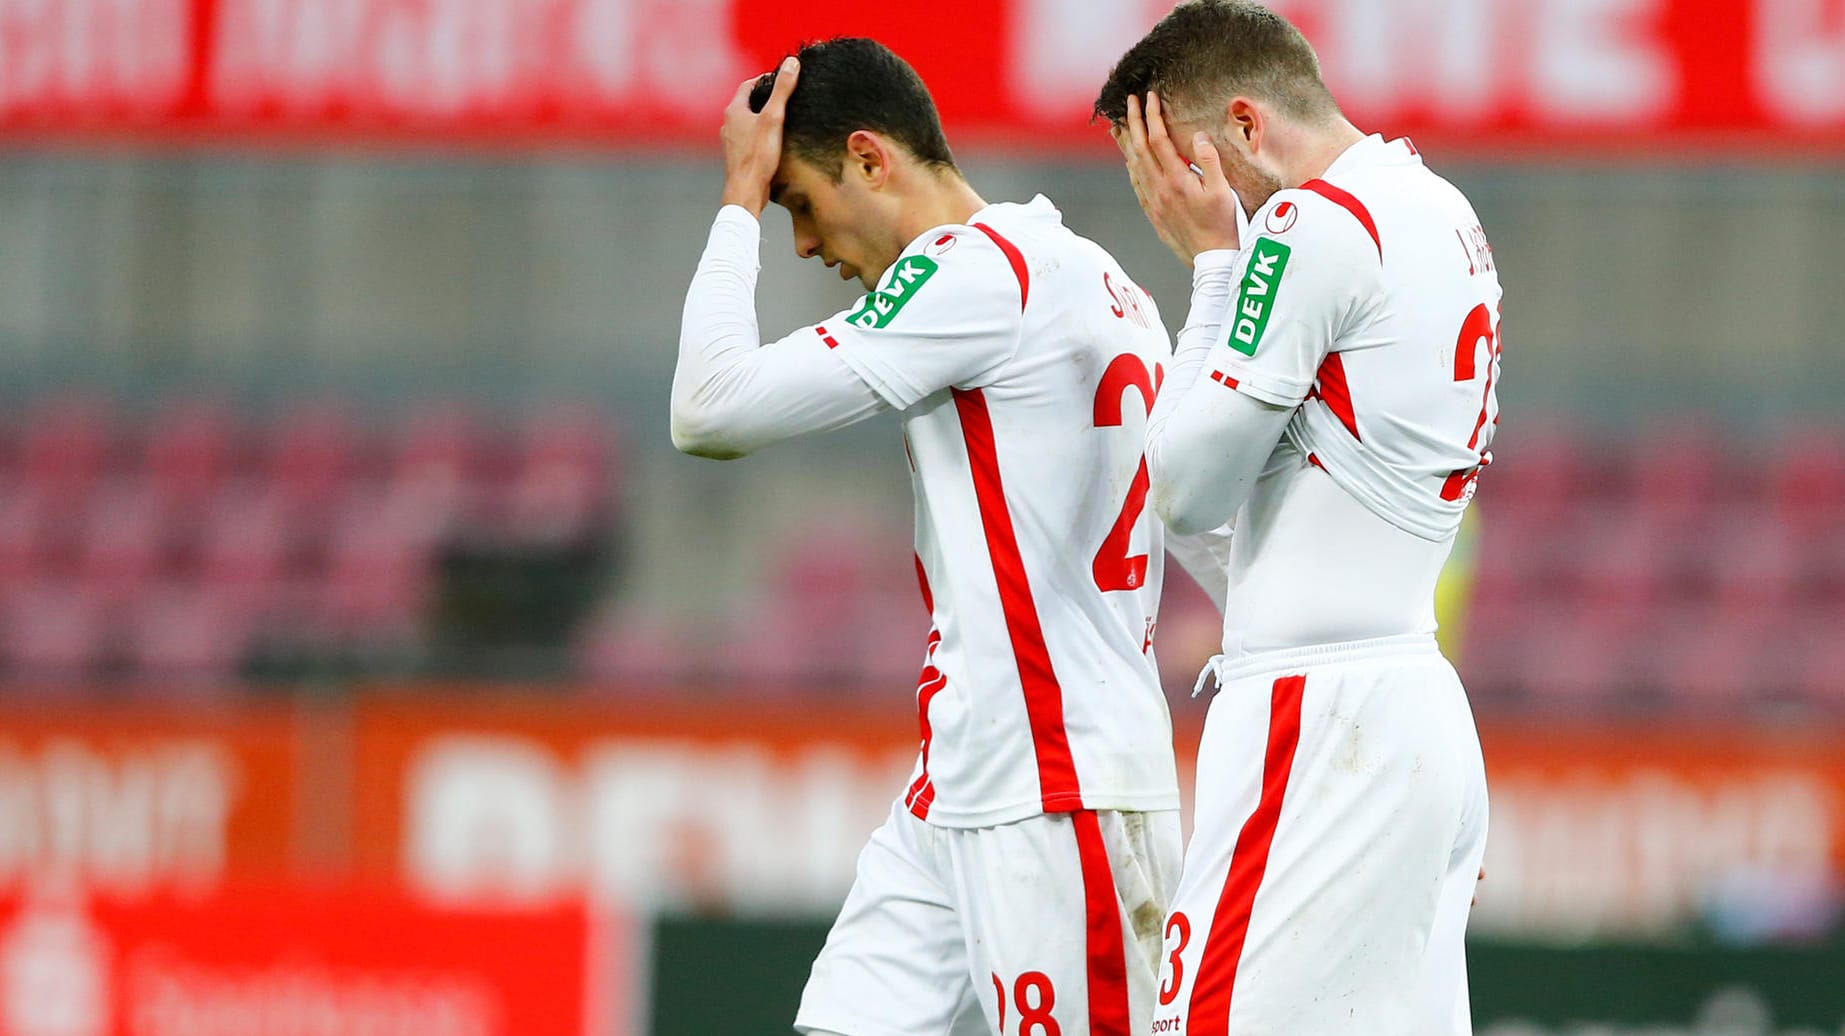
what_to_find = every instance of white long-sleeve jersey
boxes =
[1146,135,1504,671]
[675,196,1185,827]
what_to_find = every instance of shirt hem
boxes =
[913,788,1182,829]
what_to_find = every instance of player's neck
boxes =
[896,172,987,242]
[1282,118,1367,188]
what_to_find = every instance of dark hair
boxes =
[749,37,957,179]
[1093,0,1339,129]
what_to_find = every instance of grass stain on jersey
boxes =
[848,255,939,329]
[1229,237,1292,356]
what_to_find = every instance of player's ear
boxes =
[1225,96,1264,154]
[844,130,892,190]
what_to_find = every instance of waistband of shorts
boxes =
[1193,633,1442,695]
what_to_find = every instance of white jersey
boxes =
[1205,135,1503,663]
[813,196,1180,827]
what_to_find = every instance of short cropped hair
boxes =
[750,37,957,179]
[1093,0,1340,129]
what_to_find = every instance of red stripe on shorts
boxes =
[1074,810,1131,1035]
[952,387,1080,811]
[1188,673,1307,1034]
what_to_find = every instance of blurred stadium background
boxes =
[1,0,1843,1033]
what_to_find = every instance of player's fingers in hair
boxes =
[1144,92,1189,185]
[761,57,800,119]
[1125,95,1152,162]
[729,77,757,109]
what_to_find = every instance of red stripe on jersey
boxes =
[971,222,1030,311]
[1209,370,1240,390]
[1074,811,1132,1035]
[814,325,839,349]
[1312,352,1361,441]
[914,553,934,614]
[951,387,1081,812]
[905,642,948,820]
[1300,179,1381,260]
[1188,673,1307,1035]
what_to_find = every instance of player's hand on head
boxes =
[1113,92,1242,267]
[719,56,799,216]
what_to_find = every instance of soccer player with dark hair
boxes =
[1094,2,1501,1033]
[673,38,1230,1035]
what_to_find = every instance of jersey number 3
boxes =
[1091,354,1164,592]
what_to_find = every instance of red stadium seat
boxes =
[74,479,169,606]
[502,406,614,548]
[0,580,109,683]
[1768,425,1845,529]
[145,400,237,514]
[18,396,113,506]
[123,583,251,689]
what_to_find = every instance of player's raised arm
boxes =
[670,59,889,460]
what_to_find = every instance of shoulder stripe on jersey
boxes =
[1074,811,1132,1033]
[950,386,1081,812]
[1300,179,1381,260]
[971,222,1030,311]
[814,325,839,349]
[1188,673,1307,1035]
[1312,352,1361,441]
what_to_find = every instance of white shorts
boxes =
[796,799,1183,1036]
[1154,639,1489,1036]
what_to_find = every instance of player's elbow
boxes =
[1152,488,1218,537]
[1147,459,1227,536]
[669,400,750,460]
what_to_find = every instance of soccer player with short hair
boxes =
[1093,2,1501,1033]
[673,37,1216,1035]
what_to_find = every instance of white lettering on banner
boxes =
[1473,771,1836,940]
[1311,0,1499,120]
[1007,0,1170,118]
[209,0,743,119]
[1529,0,1674,121]
[404,736,911,910]
[0,741,233,894]
[0,0,191,114]
[1756,0,1845,123]
[1051,0,1674,127]
[406,737,570,904]
[125,953,497,1036]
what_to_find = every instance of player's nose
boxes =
[794,232,823,260]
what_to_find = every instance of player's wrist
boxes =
[718,179,769,217]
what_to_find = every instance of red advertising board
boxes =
[0,0,1841,155]
[0,882,603,1036]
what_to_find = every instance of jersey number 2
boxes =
[1441,302,1501,502]
[1091,354,1164,592]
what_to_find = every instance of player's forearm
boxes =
[1148,387,1293,535]
[1143,249,1254,533]
[673,208,888,459]
[672,206,771,458]
[1145,249,1238,447]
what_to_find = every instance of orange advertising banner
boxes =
[349,693,1845,942]
[0,703,303,897]
[0,693,1839,942]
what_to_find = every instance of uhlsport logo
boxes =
[1229,237,1292,356]
[1265,200,1298,234]
[848,255,939,329]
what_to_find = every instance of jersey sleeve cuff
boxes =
[1218,358,1311,408]
[1193,248,1241,278]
